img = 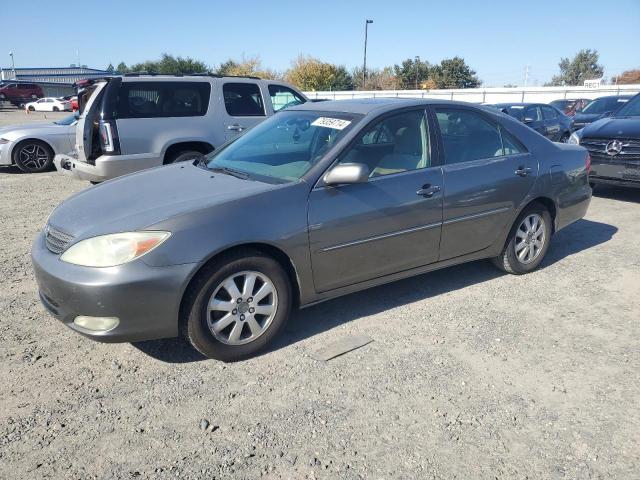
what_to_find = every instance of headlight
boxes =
[568,132,581,145]
[60,231,170,267]
[0,138,10,145]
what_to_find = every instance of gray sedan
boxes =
[0,114,76,172]
[32,99,592,361]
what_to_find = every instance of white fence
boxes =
[304,84,640,104]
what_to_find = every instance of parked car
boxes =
[54,74,309,182]
[550,98,590,116]
[494,103,573,142]
[60,95,79,111]
[25,97,72,112]
[33,99,592,361]
[571,95,633,131]
[0,82,44,106]
[570,92,640,189]
[0,114,77,173]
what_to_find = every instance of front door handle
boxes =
[515,166,532,177]
[416,184,441,197]
[227,124,246,132]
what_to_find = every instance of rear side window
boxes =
[436,109,503,163]
[524,105,541,122]
[116,81,211,118]
[541,105,558,119]
[268,84,305,112]
[223,83,265,116]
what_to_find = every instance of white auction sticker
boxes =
[311,117,351,130]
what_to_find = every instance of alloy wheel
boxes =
[18,144,50,170]
[207,271,278,345]
[515,213,546,264]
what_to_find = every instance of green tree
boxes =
[330,65,354,90]
[129,53,209,75]
[393,58,431,89]
[105,63,115,74]
[115,62,129,74]
[431,57,481,89]
[353,66,397,90]
[547,49,604,86]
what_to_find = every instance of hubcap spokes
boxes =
[515,214,546,264]
[207,271,277,345]
[19,144,49,169]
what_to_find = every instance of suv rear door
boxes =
[75,81,107,163]
[220,81,268,141]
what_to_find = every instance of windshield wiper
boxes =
[209,166,252,180]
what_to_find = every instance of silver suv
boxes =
[54,75,308,182]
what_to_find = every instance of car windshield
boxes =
[614,94,640,117]
[53,114,78,126]
[582,97,628,114]
[204,111,361,182]
[496,105,525,120]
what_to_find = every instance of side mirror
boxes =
[324,163,369,186]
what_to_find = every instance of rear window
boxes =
[116,81,211,118]
[223,83,265,116]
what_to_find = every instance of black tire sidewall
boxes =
[503,204,552,274]
[13,140,53,173]
[185,253,292,362]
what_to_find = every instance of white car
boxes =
[25,97,71,112]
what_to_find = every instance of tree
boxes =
[115,62,129,74]
[547,49,604,86]
[611,69,640,85]
[128,53,209,75]
[430,57,481,89]
[393,58,431,89]
[105,63,114,74]
[353,66,397,90]
[215,56,281,79]
[285,55,351,91]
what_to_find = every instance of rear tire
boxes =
[491,202,552,275]
[165,150,202,164]
[52,106,59,112]
[12,140,54,173]
[182,249,292,362]
[28,106,35,111]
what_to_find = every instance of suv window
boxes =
[116,81,211,119]
[223,83,265,116]
[541,105,558,119]
[268,85,305,112]
[436,108,503,163]
[338,110,430,177]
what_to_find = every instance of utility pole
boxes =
[362,19,373,89]
[524,65,530,88]
[415,56,420,89]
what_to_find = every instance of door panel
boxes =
[308,168,443,292]
[76,82,107,162]
[221,82,267,141]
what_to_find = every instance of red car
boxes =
[549,98,590,117]
[0,82,44,106]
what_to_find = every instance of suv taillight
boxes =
[585,153,591,173]
[99,120,120,155]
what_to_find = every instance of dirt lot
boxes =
[1,108,639,479]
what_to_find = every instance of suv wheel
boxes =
[182,250,292,361]
[12,140,54,173]
[166,150,203,164]
[492,202,552,274]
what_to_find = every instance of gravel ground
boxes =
[1,108,639,479]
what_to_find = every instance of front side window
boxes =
[436,108,503,163]
[524,106,541,122]
[542,106,558,119]
[116,81,211,119]
[223,83,265,116]
[205,110,360,181]
[337,110,430,177]
[269,85,305,112]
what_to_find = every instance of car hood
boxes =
[573,113,603,123]
[0,122,70,138]
[581,116,640,138]
[47,163,280,239]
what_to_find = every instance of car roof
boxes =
[289,97,476,115]
[494,102,540,107]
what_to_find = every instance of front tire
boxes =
[28,105,35,111]
[12,140,54,173]
[182,250,292,362]
[492,203,552,274]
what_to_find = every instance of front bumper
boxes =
[54,152,161,182]
[32,231,198,343]
[590,157,640,188]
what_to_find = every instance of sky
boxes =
[2,0,639,87]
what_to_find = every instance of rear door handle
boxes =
[227,124,246,131]
[515,166,532,177]
[416,185,441,197]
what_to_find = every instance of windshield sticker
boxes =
[311,117,352,130]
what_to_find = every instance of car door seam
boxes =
[443,206,511,226]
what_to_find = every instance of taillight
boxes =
[98,120,120,154]
[585,153,591,173]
